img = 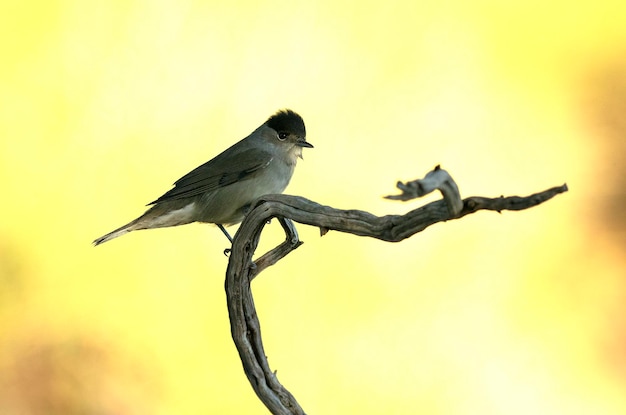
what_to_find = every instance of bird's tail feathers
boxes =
[93,220,140,246]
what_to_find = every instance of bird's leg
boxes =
[218,224,233,256]
[218,224,233,243]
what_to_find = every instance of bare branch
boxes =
[250,218,302,280]
[224,166,568,414]
[385,165,463,216]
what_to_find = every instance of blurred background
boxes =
[1,0,625,414]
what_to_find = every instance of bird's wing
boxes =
[148,148,273,205]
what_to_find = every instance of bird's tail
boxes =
[93,220,139,246]
[93,201,198,246]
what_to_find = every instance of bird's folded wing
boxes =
[148,148,273,205]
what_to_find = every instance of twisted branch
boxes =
[224,166,568,414]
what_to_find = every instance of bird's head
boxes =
[265,109,313,162]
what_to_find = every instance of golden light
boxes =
[1,1,625,414]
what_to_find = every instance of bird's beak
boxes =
[295,138,312,160]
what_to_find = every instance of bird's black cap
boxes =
[266,109,306,137]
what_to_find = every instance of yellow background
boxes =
[1,1,626,414]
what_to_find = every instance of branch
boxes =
[224,166,568,414]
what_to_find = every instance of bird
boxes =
[93,109,312,246]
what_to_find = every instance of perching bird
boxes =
[93,109,312,246]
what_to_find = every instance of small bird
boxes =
[93,109,312,246]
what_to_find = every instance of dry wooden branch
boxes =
[224,166,568,415]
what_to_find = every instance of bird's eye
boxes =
[278,132,288,141]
